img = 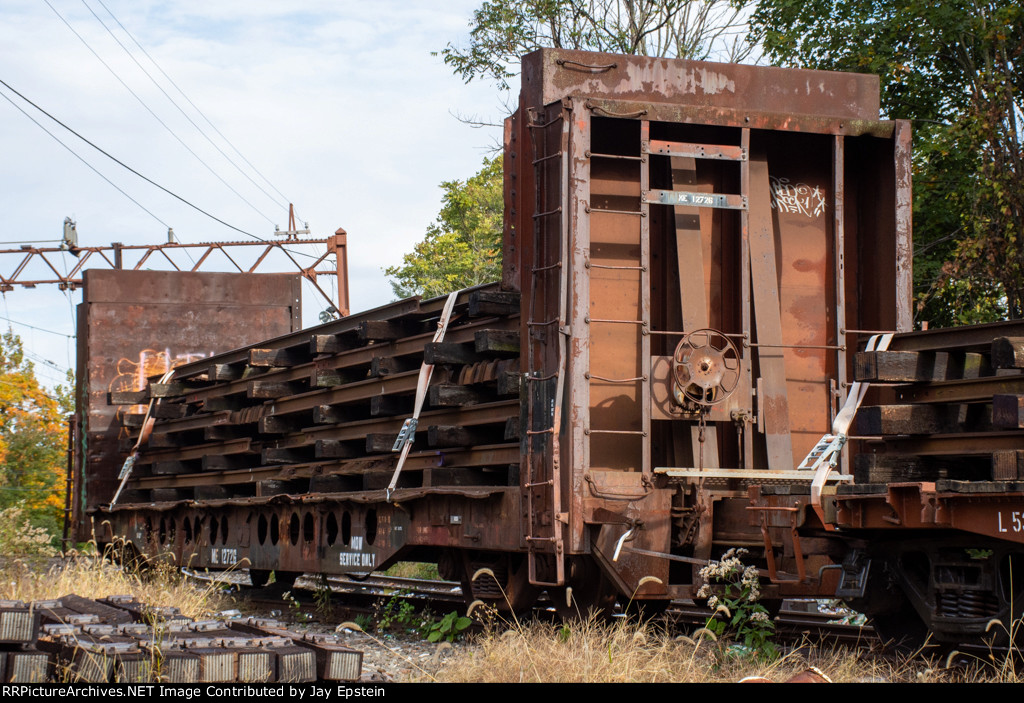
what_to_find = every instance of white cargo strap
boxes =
[809,333,893,520]
[110,368,175,506]
[385,290,461,500]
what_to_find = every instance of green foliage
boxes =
[382,561,442,580]
[750,0,1024,324]
[426,611,473,642]
[697,548,777,661]
[353,613,375,633]
[377,592,419,632]
[440,0,756,90]
[375,593,473,643]
[280,590,312,622]
[385,156,504,299]
[313,573,334,617]
[0,331,73,539]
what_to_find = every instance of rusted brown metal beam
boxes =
[895,376,1024,404]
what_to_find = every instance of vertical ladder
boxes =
[523,104,570,587]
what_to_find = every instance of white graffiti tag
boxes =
[769,176,826,218]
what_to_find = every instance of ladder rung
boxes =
[586,206,644,216]
[532,262,562,272]
[524,372,558,382]
[585,151,643,161]
[586,317,646,325]
[586,262,646,271]
[532,151,564,165]
[585,374,646,384]
[533,207,563,218]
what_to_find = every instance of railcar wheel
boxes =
[453,551,541,614]
[869,608,931,655]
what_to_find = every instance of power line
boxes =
[0,75,261,239]
[94,0,296,211]
[43,0,278,226]
[2,77,323,262]
[23,350,69,374]
[0,314,75,339]
[81,0,291,215]
[0,85,170,228]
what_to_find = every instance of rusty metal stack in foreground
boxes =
[86,49,1024,647]
[0,596,361,682]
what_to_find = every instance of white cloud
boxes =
[0,0,508,375]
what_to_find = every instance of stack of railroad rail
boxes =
[0,595,361,683]
[827,321,1024,646]
[851,322,1024,487]
[109,283,521,505]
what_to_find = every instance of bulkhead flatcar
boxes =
[79,50,1024,647]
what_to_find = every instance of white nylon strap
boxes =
[385,290,461,500]
[111,367,175,506]
[810,333,893,515]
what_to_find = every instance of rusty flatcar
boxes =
[80,50,1024,647]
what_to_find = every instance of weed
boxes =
[313,573,334,618]
[353,613,375,632]
[280,591,312,623]
[696,548,778,661]
[426,611,472,643]
[377,591,418,632]
[0,503,58,565]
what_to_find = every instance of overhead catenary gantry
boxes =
[0,230,350,316]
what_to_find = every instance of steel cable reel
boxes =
[671,328,741,406]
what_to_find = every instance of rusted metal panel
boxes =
[835,483,1024,545]
[748,155,795,469]
[894,120,914,332]
[502,113,521,292]
[74,270,301,539]
[521,49,880,120]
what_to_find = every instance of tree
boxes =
[385,155,504,298]
[0,331,72,538]
[440,0,757,90]
[750,0,1023,324]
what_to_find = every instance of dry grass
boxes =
[427,615,1006,683]
[0,547,236,620]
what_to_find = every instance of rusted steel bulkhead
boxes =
[507,49,911,604]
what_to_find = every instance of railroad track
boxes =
[191,569,879,649]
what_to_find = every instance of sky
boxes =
[0,0,508,387]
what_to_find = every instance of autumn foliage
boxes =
[0,331,72,539]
